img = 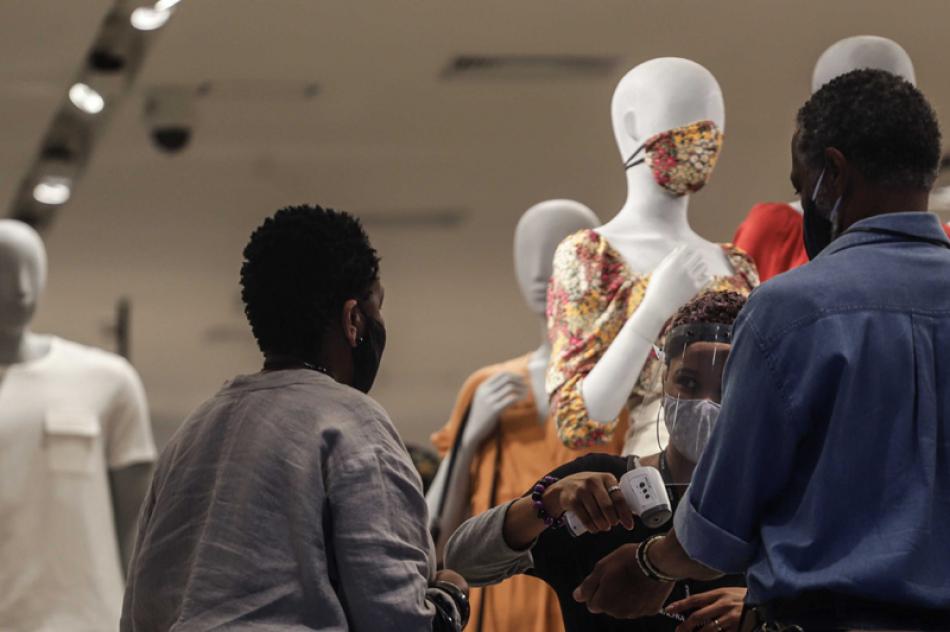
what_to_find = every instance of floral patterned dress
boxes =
[546,229,759,451]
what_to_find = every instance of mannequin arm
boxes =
[580,246,711,424]
[581,308,664,423]
[426,444,477,557]
[427,372,526,557]
[109,462,154,576]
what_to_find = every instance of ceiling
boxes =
[5,0,950,447]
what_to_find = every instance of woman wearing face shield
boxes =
[444,291,748,632]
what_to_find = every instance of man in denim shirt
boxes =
[574,70,950,630]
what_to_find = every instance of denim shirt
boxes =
[675,212,950,608]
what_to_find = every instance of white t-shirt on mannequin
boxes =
[0,336,157,632]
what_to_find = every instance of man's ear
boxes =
[341,299,362,348]
[824,147,849,198]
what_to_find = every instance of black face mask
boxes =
[801,167,842,261]
[351,307,386,393]
[801,194,833,260]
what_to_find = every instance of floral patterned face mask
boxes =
[623,119,723,197]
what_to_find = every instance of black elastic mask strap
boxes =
[623,143,646,171]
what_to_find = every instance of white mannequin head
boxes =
[514,200,599,315]
[611,58,725,164]
[0,220,47,335]
[812,36,915,93]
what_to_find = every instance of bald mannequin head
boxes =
[813,36,915,94]
[0,220,47,334]
[611,57,725,163]
[514,200,599,315]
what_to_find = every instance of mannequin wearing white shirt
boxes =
[0,219,156,630]
[579,58,728,432]
[426,199,599,552]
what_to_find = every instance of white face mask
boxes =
[662,395,721,463]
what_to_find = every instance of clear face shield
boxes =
[655,323,733,465]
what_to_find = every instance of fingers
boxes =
[666,588,721,614]
[703,610,741,632]
[616,503,635,530]
[588,477,621,530]
[480,373,527,414]
[679,600,735,632]
[566,474,628,533]
[578,488,612,532]
[486,371,527,391]
[573,567,601,604]
[692,610,741,632]
[487,374,527,399]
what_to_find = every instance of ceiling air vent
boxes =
[442,54,619,80]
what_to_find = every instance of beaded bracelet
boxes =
[531,475,565,528]
[636,535,679,583]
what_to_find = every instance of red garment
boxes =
[734,202,950,282]
[733,202,809,282]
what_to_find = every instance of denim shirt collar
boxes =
[818,212,950,259]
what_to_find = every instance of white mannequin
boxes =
[812,35,915,94]
[0,220,154,628]
[580,58,729,427]
[0,221,53,364]
[426,199,600,552]
[784,36,917,215]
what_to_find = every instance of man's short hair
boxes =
[240,204,380,359]
[797,68,941,190]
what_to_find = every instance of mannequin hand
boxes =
[668,587,746,632]
[635,246,712,338]
[573,543,674,618]
[462,372,527,449]
[543,472,635,533]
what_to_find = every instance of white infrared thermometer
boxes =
[564,465,672,536]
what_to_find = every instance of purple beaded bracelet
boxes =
[531,475,564,529]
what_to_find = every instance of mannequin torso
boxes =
[426,200,624,632]
[546,59,756,455]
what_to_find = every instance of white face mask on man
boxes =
[662,395,721,464]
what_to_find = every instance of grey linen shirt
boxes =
[121,369,443,631]
[444,500,534,587]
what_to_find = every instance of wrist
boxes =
[456,432,484,457]
[636,535,681,583]
[531,476,565,529]
[626,305,668,345]
[541,482,563,517]
[433,579,470,627]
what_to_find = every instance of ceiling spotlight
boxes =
[68,82,105,114]
[131,7,172,31]
[32,177,72,205]
[154,0,182,11]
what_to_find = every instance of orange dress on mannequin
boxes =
[431,354,628,632]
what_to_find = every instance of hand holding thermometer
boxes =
[564,465,672,536]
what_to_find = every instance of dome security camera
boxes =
[143,86,196,154]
